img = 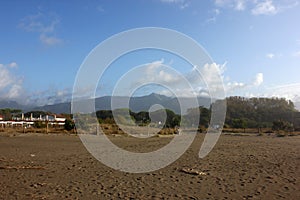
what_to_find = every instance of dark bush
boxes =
[64,119,75,131]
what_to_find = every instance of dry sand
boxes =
[0,133,299,199]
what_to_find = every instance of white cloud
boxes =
[227,81,246,91]
[215,0,298,15]
[8,62,18,68]
[145,59,164,73]
[0,62,72,105]
[158,70,176,82]
[253,73,264,86]
[124,60,227,98]
[251,0,277,15]
[266,53,275,59]
[0,63,23,99]
[214,8,221,15]
[0,65,14,90]
[40,34,62,46]
[235,0,247,10]
[277,0,299,11]
[198,63,225,93]
[78,55,270,102]
[19,12,59,33]
[264,83,300,108]
[19,12,60,33]
[206,9,221,23]
[0,61,72,105]
[125,60,266,98]
[223,70,264,95]
[159,0,190,9]
[149,61,226,94]
[19,11,62,46]
[179,3,189,9]
[6,84,23,99]
[241,83,300,110]
[214,0,248,11]
[141,59,181,85]
[26,87,72,106]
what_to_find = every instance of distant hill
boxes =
[2,94,298,115]
[0,100,29,110]
[33,102,71,114]
[31,93,212,114]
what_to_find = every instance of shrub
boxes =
[64,119,75,131]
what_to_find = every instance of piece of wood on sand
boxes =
[180,168,207,175]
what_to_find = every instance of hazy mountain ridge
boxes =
[0,93,212,114]
[1,94,299,114]
[0,100,30,111]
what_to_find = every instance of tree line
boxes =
[96,96,300,131]
[222,96,299,131]
[1,96,300,132]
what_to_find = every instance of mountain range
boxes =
[0,93,212,114]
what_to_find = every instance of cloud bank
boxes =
[116,60,263,99]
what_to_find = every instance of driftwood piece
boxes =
[180,168,207,175]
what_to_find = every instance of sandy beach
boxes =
[0,133,299,199]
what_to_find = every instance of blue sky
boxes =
[0,0,300,106]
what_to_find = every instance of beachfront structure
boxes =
[11,113,66,122]
[0,113,66,128]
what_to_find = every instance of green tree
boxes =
[272,120,293,132]
[64,119,75,131]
